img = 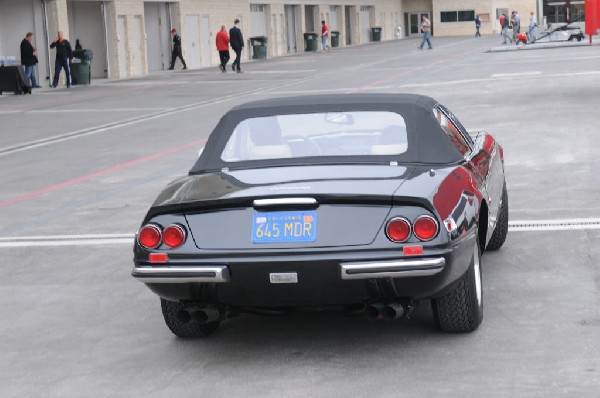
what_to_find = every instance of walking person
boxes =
[475,15,481,37]
[512,11,521,42]
[50,31,73,88]
[20,32,41,88]
[418,15,432,49]
[501,13,513,44]
[169,28,187,70]
[528,11,537,42]
[321,20,329,52]
[216,25,230,73]
[229,19,244,73]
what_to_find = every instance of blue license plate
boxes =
[252,210,317,243]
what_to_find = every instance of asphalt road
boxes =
[1,35,599,397]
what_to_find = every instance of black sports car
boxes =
[132,94,508,337]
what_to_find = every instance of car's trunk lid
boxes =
[166,165,414,249]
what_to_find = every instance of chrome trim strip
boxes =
[132,265,230,283]
[253,198,318,207]
[340,258,445,280]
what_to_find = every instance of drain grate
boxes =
[509,218,600,231]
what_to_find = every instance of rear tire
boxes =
[161,298,221,338]
[486,184,508,251]
[432,240,483,332]
[517,39,526,45]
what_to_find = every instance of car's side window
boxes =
[433,107,470,157]
[438,105,474,146]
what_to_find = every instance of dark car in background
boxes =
[132,94,508,337]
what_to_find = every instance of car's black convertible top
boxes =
[190,94,469,174]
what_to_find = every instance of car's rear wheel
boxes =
[486,184,508,251]
[431,240,483,332]
[568,36,581,42]
[161,298,221,338]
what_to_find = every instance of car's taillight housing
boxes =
[163,224,187,249]
[138,224,162,249]
[385,217,411,243]
[413,215,439,241]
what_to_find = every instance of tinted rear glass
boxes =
[220,111,408,162]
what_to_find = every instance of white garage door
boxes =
[250,5,268,37]
[359,6,371,44]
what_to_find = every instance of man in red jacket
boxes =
[216,25,230,72]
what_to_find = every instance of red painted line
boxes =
[0,139,206,209]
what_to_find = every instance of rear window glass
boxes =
[220,111,408,162]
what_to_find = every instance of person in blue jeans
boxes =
[321,20,329,52]
[20,32,41,88]
[418,15,432,49]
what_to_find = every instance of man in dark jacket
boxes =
[169,28,187,70]
[229,19,244,73]
[50,31,73,88]
[20,32,40,88]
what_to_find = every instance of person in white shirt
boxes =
[418,15,432,50]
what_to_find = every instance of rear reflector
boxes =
[149,253,168,263]
[386,217,411,243]
[403,245,423,256]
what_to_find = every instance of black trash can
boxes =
[304,33,319,52]
[330,31,340,47]
[249,36,268,59]
[71,49,93,85]
[371,27,382,42]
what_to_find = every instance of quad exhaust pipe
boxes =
[176,306,221,324]
[364,302,410,321]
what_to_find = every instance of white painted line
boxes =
[554,71,600,77]
[274,86,393,94]
[398,70,599,89]
[491,71,543,78]
[509,218,600,225]
[0,239,132,248]
[0,234,134,241]
[510,224,600,232]
[29,108,174,113]
[246,70,317,74]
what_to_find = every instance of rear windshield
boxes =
[220,111,408,162]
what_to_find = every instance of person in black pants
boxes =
[50,31,73,88]
[169,28,187,70]
[229,19,244,73]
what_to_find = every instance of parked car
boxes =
[132,94,508,337]
[517,23,585,44]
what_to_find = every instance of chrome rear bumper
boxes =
[132,265,230,283]
[340,257,445,280]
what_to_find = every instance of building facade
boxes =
[5,0,582,85]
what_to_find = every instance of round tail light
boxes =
[386,217,411,243]
[413,216,438,241]
[163,224,186,248]
[138,224,162,249]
